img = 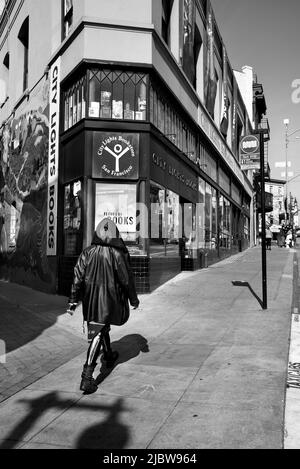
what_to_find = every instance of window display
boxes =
[197,178,205,249]
[205,183,212,249]
[182,200,196,258]
[63,180,83,256]
[219,195,232,250]
[150,182,180,258]
[95,183,137,244]
[64,75,86,130]
[63,69,148,130]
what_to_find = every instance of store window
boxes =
[205,184,212,249]
[150,182,180,257]
[231,183,241,205]
[88,70,147,121]
[197,178,205,249]
[219,195,232,250]
[181,199,196,258]
[204,183,217,250]
[211,188,217,246]
[63,180,83,256]
[64,75,86,130]
[95,183,138,245]
[63,69,148,131]
[232,205,240,248]
[149,82,197,163]
[219,167,230,195]
[244,216,250,241]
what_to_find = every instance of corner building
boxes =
[0,0,263,295]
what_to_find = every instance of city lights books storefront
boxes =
[58,66,250,294]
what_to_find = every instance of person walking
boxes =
[67,218,139,394]
[265,228,272,250]
[277,228,285,248]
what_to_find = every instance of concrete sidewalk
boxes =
[0,245,295,449]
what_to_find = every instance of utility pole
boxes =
[259,131,267,310]
[284,118,289,224]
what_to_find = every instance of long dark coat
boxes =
[69,219,139,326]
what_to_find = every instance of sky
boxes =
[211,0,300,205]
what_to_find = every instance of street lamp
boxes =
[283,119,300,223]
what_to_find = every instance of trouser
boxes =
[85,323,111,367]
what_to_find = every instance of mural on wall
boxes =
[0,75,55,290]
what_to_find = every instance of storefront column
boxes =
[84,178,94,248]
[139,179,149,255]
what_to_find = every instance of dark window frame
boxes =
[62,0,73,40]
[63,68,150,131]
[18,17,29,92]
[162,0,174,45]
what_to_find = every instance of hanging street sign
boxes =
[240,134,260,171]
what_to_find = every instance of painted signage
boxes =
[93,133,139,179]
[47,57,60,256]
[152,153,197,192]
[150,138,198,203]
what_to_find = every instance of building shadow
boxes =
[95,334,149,385]
[232,280,263,308]
[0,392,129,449]
[0,294,71,354]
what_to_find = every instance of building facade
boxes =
[265,179,286,229]
[0,0,268,294]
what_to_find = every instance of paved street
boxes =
[0,243,299,449]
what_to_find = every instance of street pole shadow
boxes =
[232,281,264,308]
[95,334,149,385]
[76,398,129,449]
[0,392,129,449]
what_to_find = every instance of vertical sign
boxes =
[220,47,229,138]
[47,57,60,256]
[182,0,196,84]
[232,79,237,152]
[205,4,217,118]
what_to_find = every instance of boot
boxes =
[80,364,98,394]
[102,332,119,367]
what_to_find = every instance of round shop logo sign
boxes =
[97,135,136,177]
[240,135,260,155]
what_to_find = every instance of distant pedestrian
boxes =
[277,228,285,248]
[265,228,272,250]
[285,231,293,249]
[67,218,139,394]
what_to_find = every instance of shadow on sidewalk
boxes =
[232,281,263,308]
[95,334,149,385]
[0,392,129,449]
[0,305,67,354]
[76,398,129,449]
